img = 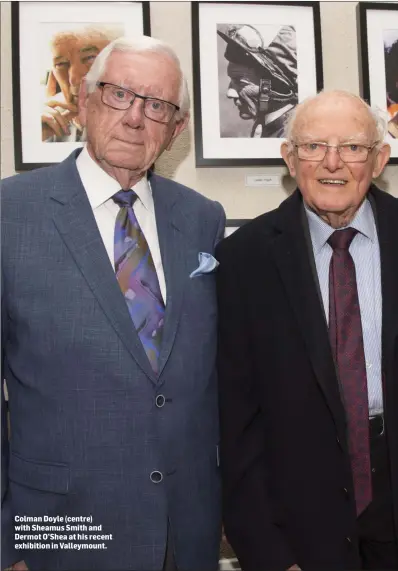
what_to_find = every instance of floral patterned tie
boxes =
[328,228,372,515]
[113,190,165,374]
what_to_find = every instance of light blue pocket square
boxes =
[190,252,219,278]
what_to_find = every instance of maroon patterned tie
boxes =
[328,228,372,515]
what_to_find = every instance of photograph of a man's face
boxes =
[40,22,123,143]
[383,29,398,139]
[217,23,298,139]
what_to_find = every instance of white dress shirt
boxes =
[76,147,166,303]
[305,199,383,416]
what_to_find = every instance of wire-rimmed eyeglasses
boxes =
[96,82,180,124]
[294,141,379,163]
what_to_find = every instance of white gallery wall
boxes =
[1,0,397,220]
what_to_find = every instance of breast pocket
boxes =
[188,272,217,318]
[189,270,217,291]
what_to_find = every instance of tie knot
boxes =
[112,189,137,208]
[327,227,358,251]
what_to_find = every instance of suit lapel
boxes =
[269,191,347,445]
[50,155,157,383]
[150,174,187,379]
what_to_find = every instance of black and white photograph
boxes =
[12,1,150,170]
[359,2,398,163]
[192,1,323,167]
[217,23,297,139]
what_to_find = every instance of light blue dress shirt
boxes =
[305,199,383,416]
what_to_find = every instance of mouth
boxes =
[115,138,144,146]
[318,179,347,186]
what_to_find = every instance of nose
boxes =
[227,87,239,100]
[68,61,86,90]
[122,97,145,129]
[322,145,344,171]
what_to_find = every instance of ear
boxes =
[77,78,89,128]
[166,112,190,151]
[280,141,297,177]
[372,143,390,178]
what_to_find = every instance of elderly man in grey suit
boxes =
[1,36,225,571]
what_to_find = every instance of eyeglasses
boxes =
[96,82,180,124]
[294,141,379,163]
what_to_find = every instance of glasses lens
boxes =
[144,99,175,123]
[338,144,368,162]
[297,142,370,162]
[102,84,131,109]
[297,143,326,160]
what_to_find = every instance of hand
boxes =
[5,560,28,570]
[42,100,79,141]
[45,70,58,99]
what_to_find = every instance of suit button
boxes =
[345,537,352,545]
[342,487,349,499]
[155,394,165,408]
[150,471,163,483]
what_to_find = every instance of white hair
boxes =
[51,24,121,44]
[285,90,388,151]
[84,35,190,120]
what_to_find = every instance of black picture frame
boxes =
[192,1,323,167]
[11,1,151,171]
[225,219,250,236]
[358,2,398,164]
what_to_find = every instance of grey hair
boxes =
[84,35,190,120]
[285,90,388,151]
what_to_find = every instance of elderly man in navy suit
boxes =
[2,35,225,571]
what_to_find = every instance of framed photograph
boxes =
[358,2,398,164]
[12,1,150,171]
[191,1,323,167]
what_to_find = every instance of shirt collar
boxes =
[304,197,376,254]
[76,146,153,213]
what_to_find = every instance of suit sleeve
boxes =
[216,239,296,571]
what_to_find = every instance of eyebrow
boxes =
[80,46,100,54]
[298,133,369,143]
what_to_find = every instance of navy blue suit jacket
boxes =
[1,151,225,571]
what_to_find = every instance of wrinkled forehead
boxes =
[51,32,106,53]
[294,96,377,141]
[104,49,181,91]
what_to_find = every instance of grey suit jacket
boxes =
[1,151,225,571]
